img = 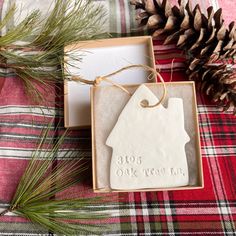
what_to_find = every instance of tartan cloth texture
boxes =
[0,0,236,235]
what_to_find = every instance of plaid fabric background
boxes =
[0,0,236,235]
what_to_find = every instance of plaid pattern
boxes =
[0,0,236,235]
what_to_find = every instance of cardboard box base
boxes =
[91,82,203,192]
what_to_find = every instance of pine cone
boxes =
[131,0,236,114]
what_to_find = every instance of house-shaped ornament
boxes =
[106,84,190,190]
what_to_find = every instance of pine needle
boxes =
[0,126,110,235]
[32,0,106,48]
[0,4,40,46]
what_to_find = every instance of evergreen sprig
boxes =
[0,0,107,103]
[0,127,109,235]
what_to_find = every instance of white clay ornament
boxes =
[106,84,190,190]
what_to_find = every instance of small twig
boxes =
[0,208,10,216]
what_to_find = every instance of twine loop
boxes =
[71,64,167,108]
[94,76,103,86]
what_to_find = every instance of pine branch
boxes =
[0,209,10,216]
[0,0,107,103]
[0,125,110,235]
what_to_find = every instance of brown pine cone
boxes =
[131,0,236,113]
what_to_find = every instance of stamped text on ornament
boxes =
[115,167,186,178]
[117,156,142,165]
[116,168,138,177]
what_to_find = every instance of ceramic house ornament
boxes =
[106,84,190,190]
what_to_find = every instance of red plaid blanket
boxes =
[0,0,236,235]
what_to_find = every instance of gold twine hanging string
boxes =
[71,64,167,108]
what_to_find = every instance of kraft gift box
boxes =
[91,82,203,192]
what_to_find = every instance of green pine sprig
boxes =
[0,126,109,235]
[0,0,107,103]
